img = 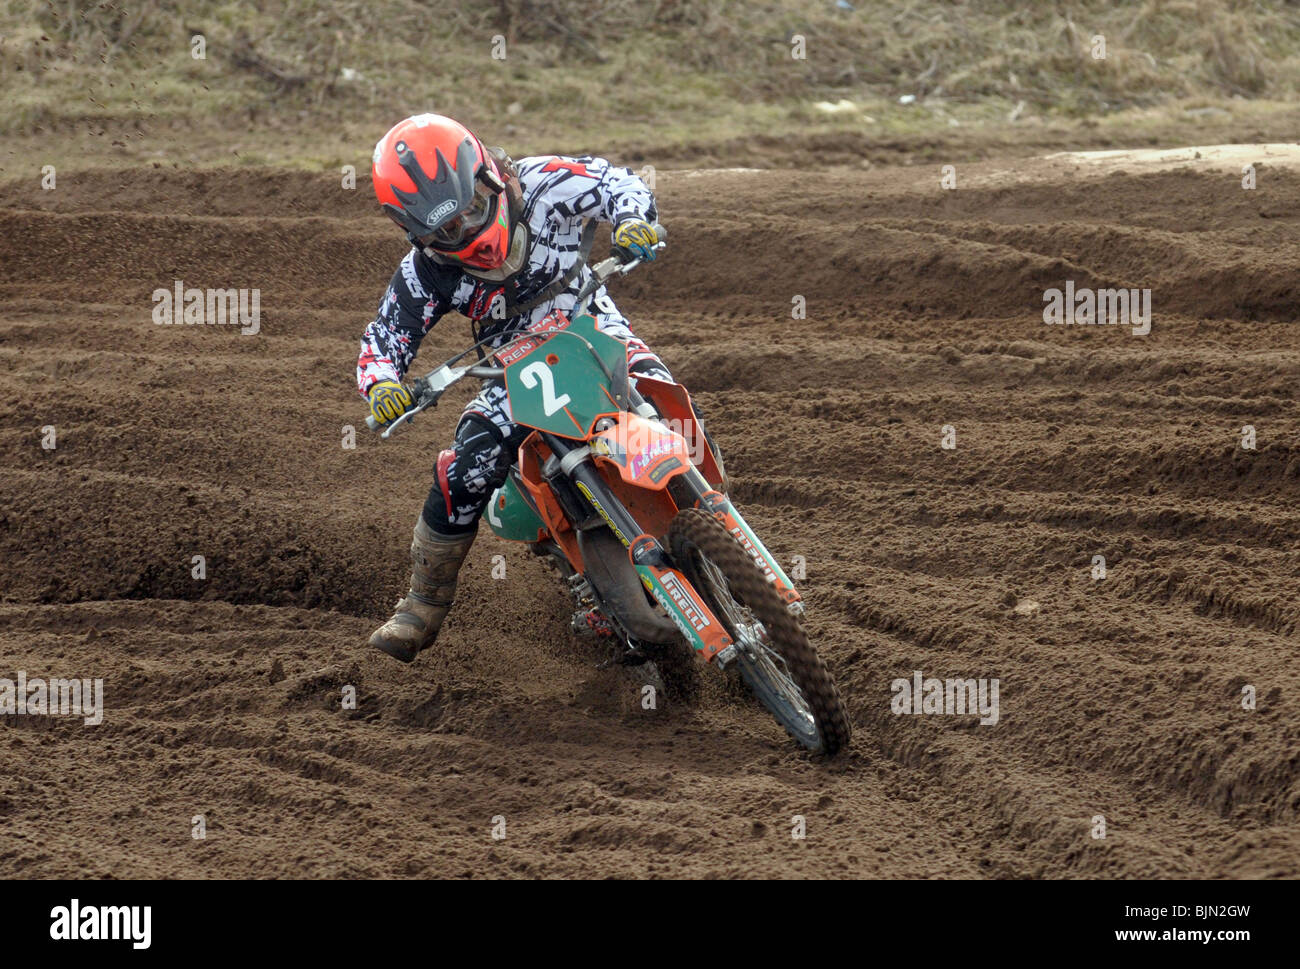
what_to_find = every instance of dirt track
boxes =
[2,149,1300,878]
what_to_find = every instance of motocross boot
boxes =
[368,518,475,663]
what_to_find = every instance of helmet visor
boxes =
[419,179,498,250]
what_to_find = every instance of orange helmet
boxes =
[372,114,512,270]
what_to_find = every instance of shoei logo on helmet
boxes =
[429,198,459,222]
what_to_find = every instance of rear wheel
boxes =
[667,508,851,755]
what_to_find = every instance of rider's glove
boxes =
[368,379,416,426]
[612,217,660,262]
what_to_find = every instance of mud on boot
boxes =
[368,518,475,663]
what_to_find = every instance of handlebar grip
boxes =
[611,222,667,263]
[365,416,380,431]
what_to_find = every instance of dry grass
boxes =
[1,0,1297,150]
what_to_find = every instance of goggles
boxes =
[418,166,505,251]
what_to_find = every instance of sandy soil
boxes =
[1,146,1299,878]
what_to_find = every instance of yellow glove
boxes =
[612,217,660,262]
[368,379,415,425]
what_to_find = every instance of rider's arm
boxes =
[591,156,657,225]
[356,251,452,397]
[533,155,657,226]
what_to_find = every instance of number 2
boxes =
[519,361,572,416]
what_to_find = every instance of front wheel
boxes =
[667,508,851,755]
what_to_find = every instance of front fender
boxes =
[589,412,692,491]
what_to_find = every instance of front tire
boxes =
[667,508,851,755]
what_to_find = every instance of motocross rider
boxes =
[360,113,673,663]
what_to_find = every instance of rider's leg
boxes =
[368,381,529,663]
[592,309,674,384]
[367,515,475,663]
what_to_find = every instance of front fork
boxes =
[677,476,803,613]
[625,386,802,611]
[542,423,801,667]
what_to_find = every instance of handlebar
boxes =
[364,363,504,437]
[366,222,665,440]
[572,223,667,315]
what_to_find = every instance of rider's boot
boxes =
[368,517,475,663]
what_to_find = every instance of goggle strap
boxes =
[478,165,505,194]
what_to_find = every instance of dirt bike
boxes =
[367,233,851,755]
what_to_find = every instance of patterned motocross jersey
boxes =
[356,154,657,397]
